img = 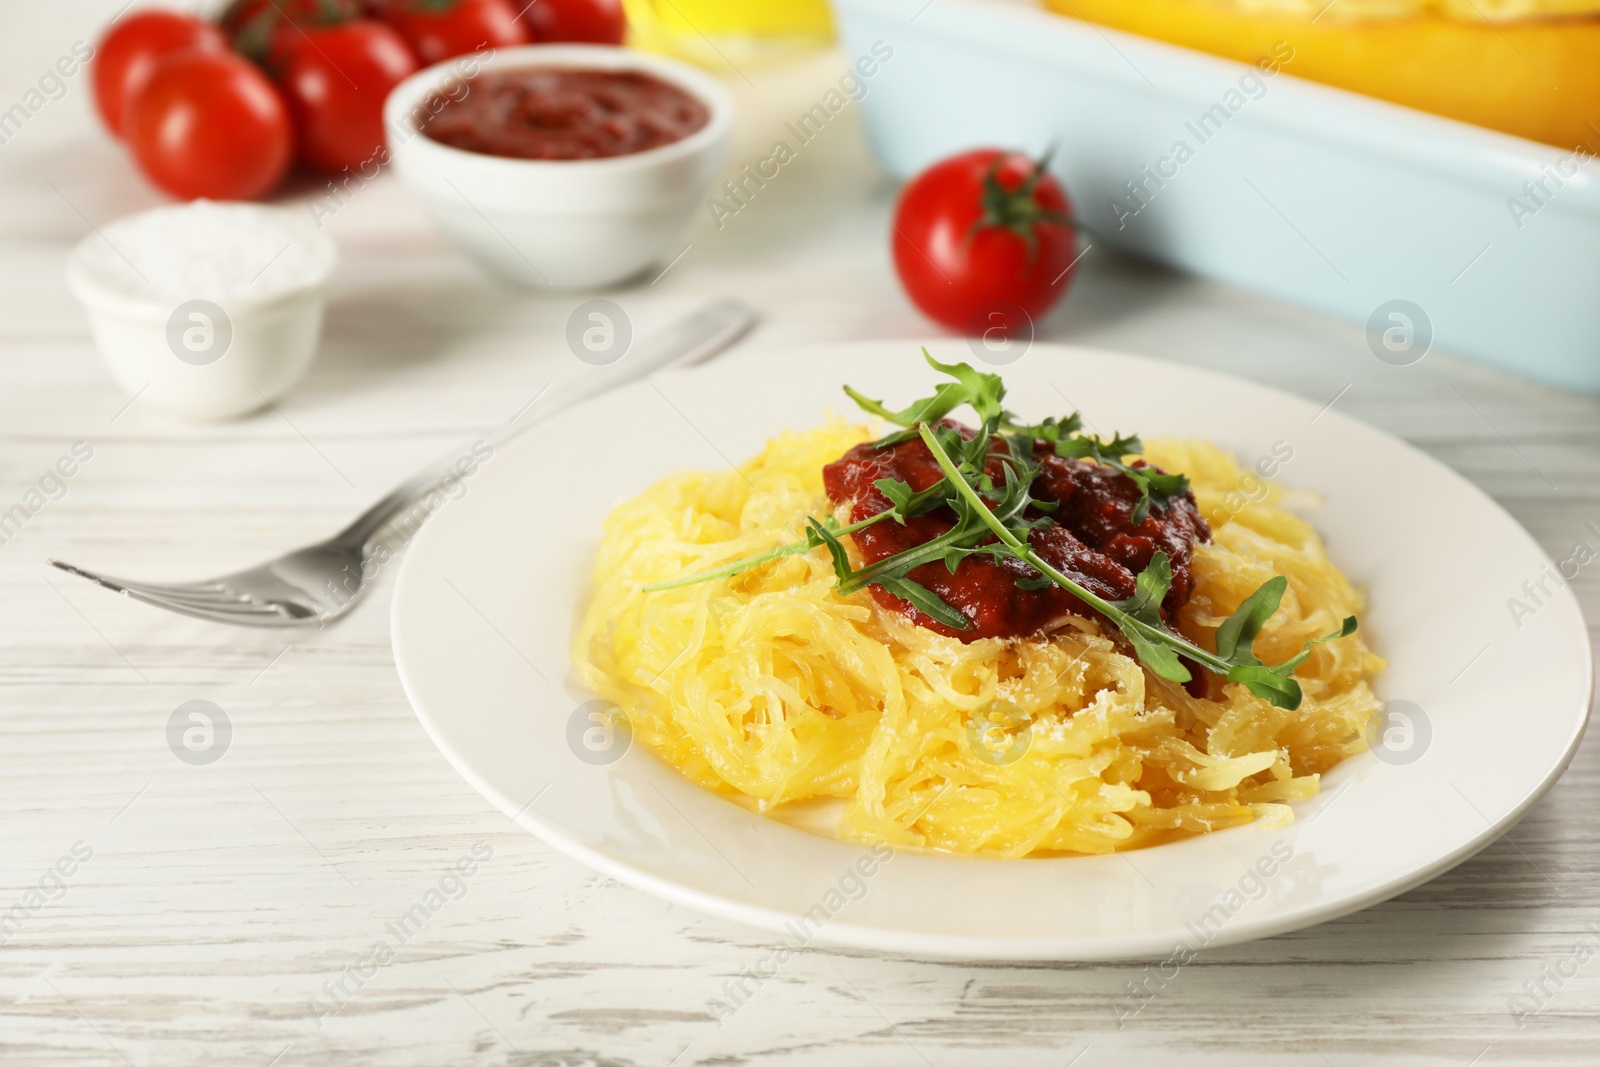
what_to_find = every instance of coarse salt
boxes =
[74,200,335,304]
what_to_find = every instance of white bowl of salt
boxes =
[67,201,337,422]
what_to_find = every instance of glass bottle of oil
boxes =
[622,0,835,68]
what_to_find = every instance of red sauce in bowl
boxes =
[418,68,711,161]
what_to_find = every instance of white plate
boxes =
[391,342,1592,961]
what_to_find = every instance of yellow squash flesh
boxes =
[1045,0,1600,149]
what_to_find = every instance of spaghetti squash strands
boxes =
[573,423,1384,857]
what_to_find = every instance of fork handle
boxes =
[332,300,758,550]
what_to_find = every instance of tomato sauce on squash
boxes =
[821,421,1210,642]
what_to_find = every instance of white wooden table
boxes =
[2,5,1597,1064]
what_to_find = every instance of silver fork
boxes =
[49,300,757,627]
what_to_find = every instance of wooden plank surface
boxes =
[1,4,1596,1064]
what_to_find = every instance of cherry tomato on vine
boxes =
[220,0,365,66]
[527,0,626,45]
[374,0,529,65]
[92,11,228,137]
[279,20,419,173]
[891,149,1080,339]
[124,50,292,201]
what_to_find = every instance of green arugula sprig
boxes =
[642,511,895,592]
[641,352,1355,709]
[847,353,1189,522]
[842,357,1012,452]
[913,422,1354,707]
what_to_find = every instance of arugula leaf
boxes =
[1213,581,1357,699]
[937,543,1013,574]
[1214,576,1287,666]
[843,350,1007,431]
[1120,551,1173,626]
[874,477,946,522]
[1055,431,1144,460]
[875,575,973,631]
[1224,664,1300,706]
[837,524,974,594]
[1142,469,1190,498]
[806,520,973,630]
[806,517,855,585]
[1000,412,1083,444]
[641,511,893,592]
[1119,623,1193,683]
[1106,553,1190,683]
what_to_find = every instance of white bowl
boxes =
[384,45,733,289]
[66,206,336,422]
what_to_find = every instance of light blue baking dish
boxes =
[832,0,1600,392]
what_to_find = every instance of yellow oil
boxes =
[623,0,835,67]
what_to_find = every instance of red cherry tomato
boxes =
[375,0,529,65]
[124,50,292,201]
[91,11,228,137]
[527,0,626,44]
[279,20,419,173]
[891,149,1080,337]
[219,0,365,66]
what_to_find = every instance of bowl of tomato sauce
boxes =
[384,45,731,289]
